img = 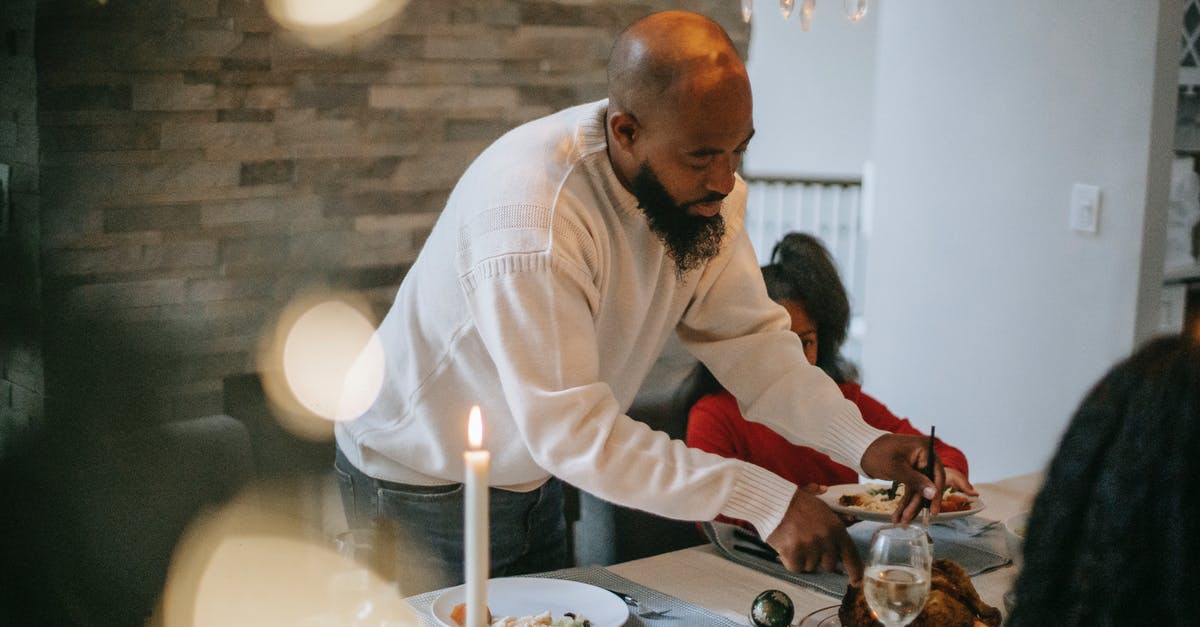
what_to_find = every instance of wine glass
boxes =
[864,524,932,627]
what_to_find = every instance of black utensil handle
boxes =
[734,543,781,563]
[920,426,937,508]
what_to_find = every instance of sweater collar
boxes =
[579,99,641,217]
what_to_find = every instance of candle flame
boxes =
[468,405,483,449]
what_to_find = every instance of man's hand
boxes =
[765,487,864,583]
[859,433,946,524]
[801,483,859,526]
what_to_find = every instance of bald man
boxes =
[335,10,943,593]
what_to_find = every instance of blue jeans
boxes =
[334,448,569,595]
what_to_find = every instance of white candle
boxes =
[464,405,490,627]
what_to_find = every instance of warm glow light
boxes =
[844,0,869,22]
[467,405,483,449]
[281,299,382,421]
[800,0,816,31]
[258,291,384,440]
[160,490,420,626]
[283,0,379,27]
[747,0,867,28]
[335,331,386,422]
[264,0,409,47]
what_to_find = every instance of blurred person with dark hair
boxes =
[687,232,973,532]
[1006,335,1200,626]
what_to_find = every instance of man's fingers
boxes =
[816,535,840,573]
[889,470,941,523]
[838,531,863,584]
[803,545,819,572]
[928,461,946,515]
[897,490,922,523]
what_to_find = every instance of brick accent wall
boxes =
[0,0,42,456]
[33,0,749,423]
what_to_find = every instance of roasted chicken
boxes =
[838,558,1002,627]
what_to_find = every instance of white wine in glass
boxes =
[864,524,932,627]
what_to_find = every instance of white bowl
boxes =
[1003,511,1028,570]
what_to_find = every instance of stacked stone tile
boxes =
[0,0,41,454]
[31,0,747,423]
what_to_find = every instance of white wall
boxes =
[743,0,877,179]
[858,1,1178,481]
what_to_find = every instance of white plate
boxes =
[430,577,629,627]
[818,483,985,523]
[796,604,841,626]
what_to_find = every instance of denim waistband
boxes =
[335,446,461,494]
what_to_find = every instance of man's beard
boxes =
[631,162,727,276]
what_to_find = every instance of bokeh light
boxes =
[264,0,409,47]
[281,299,383,420]
[280,0,381,27]
[160,490,418,626]
[259,292,385,440]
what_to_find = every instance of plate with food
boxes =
[430,577,628,627]
[818,483,983,523]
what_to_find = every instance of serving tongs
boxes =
[919,426,937,530]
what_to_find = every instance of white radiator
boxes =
[743,176,868,370]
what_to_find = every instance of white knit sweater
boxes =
[335,100,886,538]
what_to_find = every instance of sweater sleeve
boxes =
[845,384,970,477]
[676,228,887,474]
[671,228,887,536]
[460,246,797,535]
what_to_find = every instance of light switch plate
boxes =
[1070,183,1100,234]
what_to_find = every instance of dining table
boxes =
[406,472,1044,626]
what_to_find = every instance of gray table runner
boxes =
[405,565,742,627]
[703,516,1012,598]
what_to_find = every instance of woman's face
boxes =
[778,298,818,367]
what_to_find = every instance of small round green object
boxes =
[750,589,795,627]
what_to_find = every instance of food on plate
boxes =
[490,612,591,627]
[450,604,591,627]
[837,558,1001,627]
[450,603,492,626]
[837,484,973,514]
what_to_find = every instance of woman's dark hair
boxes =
[1007,335,1200,626]
[762,232,851,382]
[691,231,853,395]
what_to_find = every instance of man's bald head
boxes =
[603,12,753,276]
[607,11,748,119]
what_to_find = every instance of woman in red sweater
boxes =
[686,233,974,523]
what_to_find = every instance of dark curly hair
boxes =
[1007,335,1200,626]
[761,232,852,382]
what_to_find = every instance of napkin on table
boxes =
[703,517,1011,598]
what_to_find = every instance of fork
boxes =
[604,588,673,619]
